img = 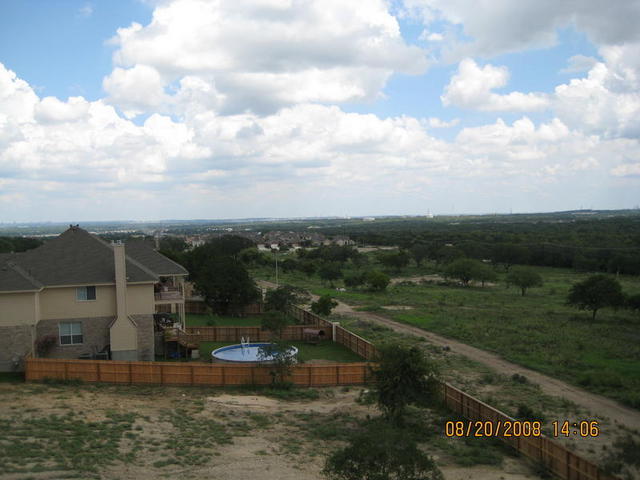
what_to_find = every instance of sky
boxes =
[0,0,639,222]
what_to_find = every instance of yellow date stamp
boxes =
[444,420,600,438]
[445,420,542,437]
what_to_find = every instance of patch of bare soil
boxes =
[391,274,496,287]
[381,305,414,310]
[0,384,542,480]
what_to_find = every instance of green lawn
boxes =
[186,313,262,327]
[199,340,364,363]
[252,261,640,409]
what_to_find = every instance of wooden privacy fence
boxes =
[25,357,370,387]
[288,305,615,480]
[25,301,617,480]
[442,383,617,480]
[183,325,332,342]
[334,325,377,360]
[288,305,378,360]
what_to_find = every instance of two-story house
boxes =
[0,226,188,370]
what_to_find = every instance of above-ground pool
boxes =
[212,343,299,363]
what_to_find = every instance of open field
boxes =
[0,380,545,480]
[252,262,640,409]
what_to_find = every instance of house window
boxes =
[76,286,96,301]
[59,322,83,345]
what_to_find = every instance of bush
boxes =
[365,271,390,292]
[371,344,440,424]
[311,295,339,316]
[323,420,443,480]
[35,335,57,357]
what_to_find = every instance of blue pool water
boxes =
[212,343,299,363]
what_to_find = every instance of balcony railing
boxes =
[154,287,183,301]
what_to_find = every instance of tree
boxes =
[344,272,366,288]
[371,344,440,425]
[193,255,259,315]
[379,251,411,272]
[264,285,310,313]
[567,275,625,320]
[627,293,640,316]
[506,267,543,296]
[311,295,338,316]
[258,340,297,386]
[433,245,464,265]
[318,262,343,286]
[410,243,430,268]
[159,236,188,253]
[280,258,299,273]
[444,258,484,286]
[239,247,267,266]
[323,420,443,480]
[299,259,317,278]
[491,243,529,271]
[260,312,291,340]
[365,270,390,292]
[475,263,498,287]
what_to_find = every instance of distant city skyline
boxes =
[1,1,639,222]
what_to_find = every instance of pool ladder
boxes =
[240,336,250,355]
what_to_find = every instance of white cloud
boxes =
[77,3,93,18]
[561,55,598,74]
[400,0,640,58]
[2,58,639,220]
[419,30,443,42]
[554,43,640,139]
[105,0,427,116]
[611,163,640,177]
[428,117,459,128]
[103,65,169,118]
[0,65,39,123]
[441,58,550,111]
[35,96,90,124]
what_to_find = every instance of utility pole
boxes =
[273,249,279,287]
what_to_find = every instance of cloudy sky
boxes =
[1,0,639,221]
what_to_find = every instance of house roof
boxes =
[124,239,188,276]
[0,227,187,292]
[0,261,43,292]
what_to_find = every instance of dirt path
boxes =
[258,279,640,431]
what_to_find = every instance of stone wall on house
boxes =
[0,324,33,372]
[131,314,155,361]
[35,316,113,360]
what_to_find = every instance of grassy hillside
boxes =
[252,260,640,408]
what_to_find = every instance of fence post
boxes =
[64,362,69,381]
[308,365,312,386]
[159,363,164,384]
[128,362,132,384]
[337,365,341,385]
[97,361,101,382]
[332,322,339,343]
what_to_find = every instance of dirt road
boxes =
[259,280,640,431]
